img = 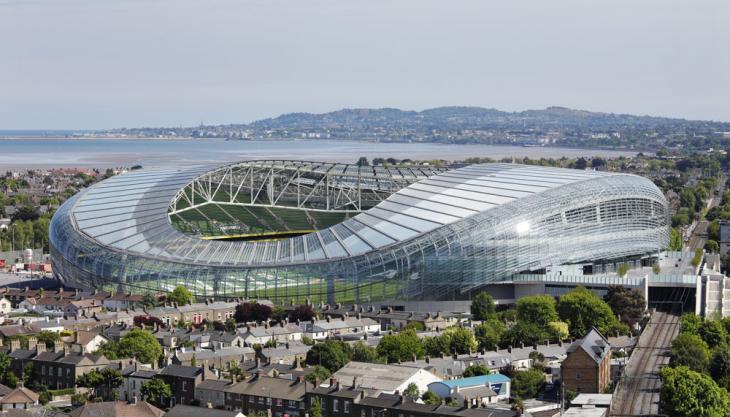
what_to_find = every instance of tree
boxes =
[705,240,720,253]
[167,286,193,306]
[351,341,380,363]
[616,263,630,277]
[305,365,331,385]
[516,295,558,327]
[670,333,710,373]
[547,321,569,341]
[474,319,506,350]
[308,396,323,417]
[356,157,370,167]
[289,304,316,322]
[305,340,352,372]
[699,319,727,348]
[501,321,549,347]
[234,302,272,323]
[660,366,730,417]
[470,292,496,321]
[442,326,478,355]
[603,285,645,326]
[463,364,489,377]
[76,368,123,400]
[77,370,103,398]
[422,390,441,405]
[680,313,703,335]
[141,377,171,409]
[557,287,620,338]
[423,336,450,357]
[404,383,420,400]
[710,344,730,391]
[511,369,545,399]
[118,329,163,364]
[669,228,683,251]
[376,329,424,363]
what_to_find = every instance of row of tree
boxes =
[661,313,730,417]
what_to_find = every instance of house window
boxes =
[266,397,271,405]
[321,398,327,411]
[182,381,187,392]
[344,401,350,413]
[288,400,296,407]
[361,410,366,417]
[41,366,45,375]
[576,372,582,379]
[259,397,264,404]
[57,368,62,376]
[249,396,254,403]
[276,399,282,406]
[333,399,339,412]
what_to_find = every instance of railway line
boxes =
[610,306,682,416]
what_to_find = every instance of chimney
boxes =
[207,401,213,409]
[297,375,305,384]
[256,369,264,379]
[425,356,430,364]
[131,395,138,406]
[507,345,512,353]
[10,339,20,353]
[201,360,207,381]
[35,342,46,354]
[463,396,470,409]
[27,337,37,351]
[255,357,261,369]
[329,377,337,389]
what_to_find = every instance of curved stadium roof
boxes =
[50,160,669,301]
[68,162,613,265]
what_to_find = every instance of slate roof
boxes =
[225,375,308,401]
[159,364,202,379]
[566,328,610,364]
[68,400,164,417]
[0,387,39,404]
[332,361,422,392]
[165,405,242,417]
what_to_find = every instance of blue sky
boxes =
[1,0,728,129]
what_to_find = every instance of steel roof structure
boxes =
[50,161,670,302]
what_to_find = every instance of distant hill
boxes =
[248,106,718,131]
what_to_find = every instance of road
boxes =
[610,311,681,416]
[688,175,726,251]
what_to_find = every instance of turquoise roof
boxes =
[438,374,510,388]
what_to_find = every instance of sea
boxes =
[0,138,638,169]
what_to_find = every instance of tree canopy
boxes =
[474,319,506,350]
[557,287,621,338]
[141,377,171,409]
[166,286,193,306]
[106,329,163,364]
[511,369,545,399]
[669,333,710,373]
[470,292,496,321]
[305,340,352,372]
[603,285,645,326]
[660,366,730,417]
[516,295,558,327]
[377,329,424,363]
[234,302,273,323]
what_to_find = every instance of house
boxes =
[239,323,303,345]
[158,364,211,407]
[67,400,164,417]
[562,407,608,417]
[195,379,232,408]
[300,315,380,340]
[331,361,442,394]
[209,331,245,349]
[64,299,103,317]
[257,342,310,366]
[401,353,511,380]
[0,387,39,410]
[30,346,110,390]
[561,328,612,394]
[570,393,612,408]
[224,372,309,416]
[0,298,11,315]
[166,404,244,417]
[65,330,109,354]
[118,361,159,403]
[428,374,511,405]
[102,293,145,310]
[171,346,256,368]
[306,385,518,417]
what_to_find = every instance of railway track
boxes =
[611,310,681,416]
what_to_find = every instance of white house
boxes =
[332,361,441,395]
[66,330,109,354]
[301,316,380,340]
[428,374,511,404]
[0,298,11,315]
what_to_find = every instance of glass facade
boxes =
[50,162,670,303]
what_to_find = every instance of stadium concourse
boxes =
[50,160,683,307]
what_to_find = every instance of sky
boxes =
[1,0,729,129]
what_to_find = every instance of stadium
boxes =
[49,161,671,304]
